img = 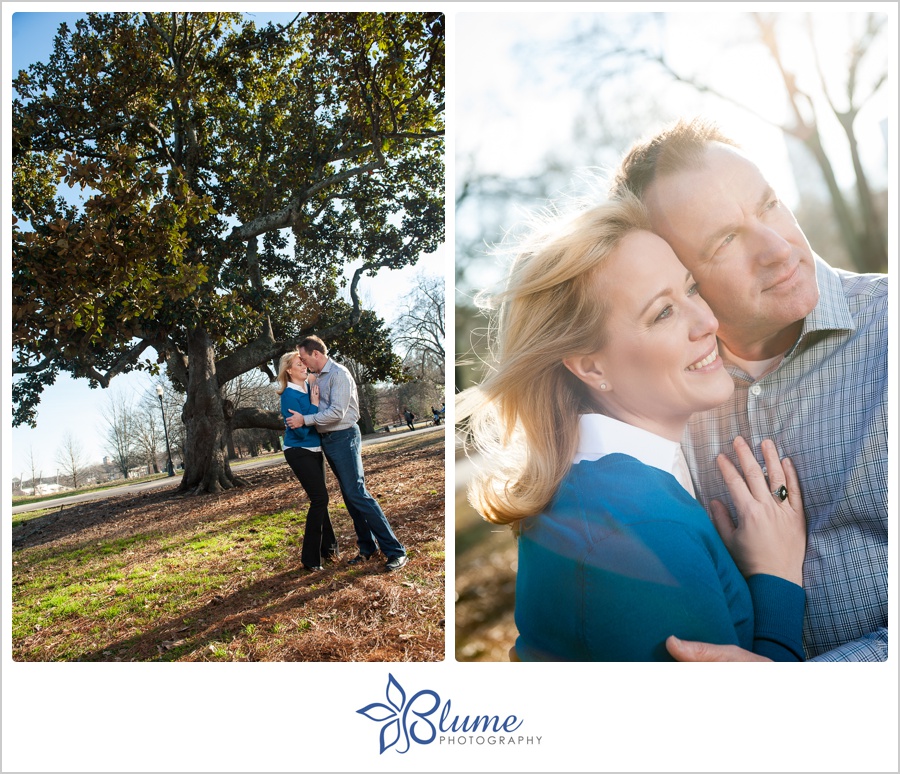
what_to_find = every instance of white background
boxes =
[3,2,898,772]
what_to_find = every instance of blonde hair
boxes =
[275,351,300,395]
[460,192,651,526]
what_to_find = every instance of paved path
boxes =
[12,425,445,515]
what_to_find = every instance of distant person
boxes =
[431,406,441,425]
[276,351,337,572]
[403,407,416,431]
[287,336,408,572]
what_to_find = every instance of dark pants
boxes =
[319,425,405,560]
[284,446,338,566]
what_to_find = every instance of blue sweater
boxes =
[280,385,321,449]
[514,454,805,662]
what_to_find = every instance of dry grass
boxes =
[12,431,445,662]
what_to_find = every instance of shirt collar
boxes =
[792,255,855,348]
[575,414,695,496]
[286,381,307,392]
[575,413,681,469]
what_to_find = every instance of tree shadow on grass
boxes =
[71,562,356,662]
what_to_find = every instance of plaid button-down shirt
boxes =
[684,257,888,661]
[308,357,359,433]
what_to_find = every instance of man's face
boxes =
[642,144,819,358]
[297,347,323,372]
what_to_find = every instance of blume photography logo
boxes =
[356,673,541,754]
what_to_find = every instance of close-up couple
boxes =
[460,118,887,662]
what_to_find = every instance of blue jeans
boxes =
[319,425,405,560]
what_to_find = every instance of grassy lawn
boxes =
[12,451,286,507]
[12,432,445,662]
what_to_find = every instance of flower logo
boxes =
[356,673,441,754]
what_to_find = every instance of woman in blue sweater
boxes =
[461,193,806,661]
[276,351,338,571]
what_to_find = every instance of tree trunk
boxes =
[801,130,866,271]
[178,326,246,495]
[358,406,375,435]
[355,380,376,435]
[840,116,888,273]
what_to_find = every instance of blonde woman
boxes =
[461,193,807,661]
[277,351,337,571]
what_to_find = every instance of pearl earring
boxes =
[600,383,608,390]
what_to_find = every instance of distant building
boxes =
[19,481,72,496]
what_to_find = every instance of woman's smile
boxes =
[686,347,721,371]
[585,230,734,441]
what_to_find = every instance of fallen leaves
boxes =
[13,433,445,663]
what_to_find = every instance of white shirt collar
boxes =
[286,381,307,393]
[574,414,695,497]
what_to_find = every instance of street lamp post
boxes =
[156,384,175,477]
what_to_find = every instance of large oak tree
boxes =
[13,11,445,493]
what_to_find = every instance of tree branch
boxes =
[228,159,384,241]
[231,406,284,431]
[12,353,60,375]
[76,338,157,388]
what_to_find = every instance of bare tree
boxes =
[101,389,138,479]
[568,11,888,273]
[55,431,87,489]
[132,402,163,474]
[393,273,446,382]
[758,12,887,272]
[226,369,279,412]
[24,445,42,495]
[220,369,281,459]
